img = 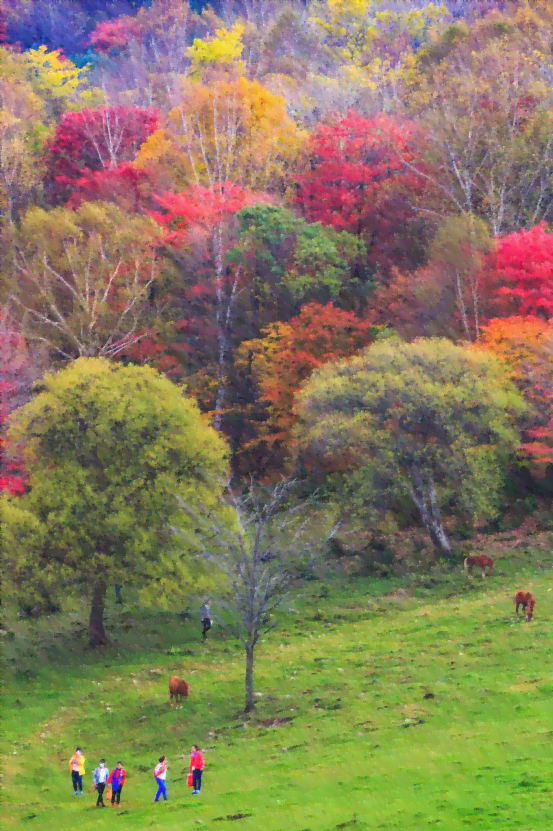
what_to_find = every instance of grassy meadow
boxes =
[3,533,553,831]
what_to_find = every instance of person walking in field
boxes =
[190,744,204,795]
[154,755,168,802]
[201,600,212,640]
[92,759,109,807]
[69,747,85,796]
[107,761,126,808]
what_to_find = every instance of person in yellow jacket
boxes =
[69,747,86,796]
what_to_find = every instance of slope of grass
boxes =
[3,534,553,831]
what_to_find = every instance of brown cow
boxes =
[169,676,190,708]
[515,590,536,621]
[464,554,494,578]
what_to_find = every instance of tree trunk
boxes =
[424,513,452,558]
[89,578,109,646]
[213,223,228,432]
[244,642,255,713]
[407,467,453,559]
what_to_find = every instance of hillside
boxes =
[3,534,553,831]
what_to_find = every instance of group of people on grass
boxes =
[68,745,205,807]
[67,603,211,808]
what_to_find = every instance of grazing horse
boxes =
[464,554,494,578]
[169,676,190,708]
[515,590,536,621]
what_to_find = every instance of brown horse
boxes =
[514,590,536,621]
[464,554,494,578]
[169,676,190,707]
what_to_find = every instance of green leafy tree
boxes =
[4,358,228,644]
[233,202,365,308]
[297,338,525,556]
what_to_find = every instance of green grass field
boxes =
[3,533,553,831]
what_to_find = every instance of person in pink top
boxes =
[190,745,204,795]
[153,755,168,802]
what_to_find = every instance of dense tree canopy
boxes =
[237,302,377,470]
[1,0,552,579]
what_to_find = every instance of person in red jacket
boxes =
[107,761,126,808]
[190,745,204,795]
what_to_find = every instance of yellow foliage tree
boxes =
[187,22,246,78]
[0,48,46,250]
[136,76,306,194]
[305,0,449,116]
[310,0,448,66]
[404,10,553,234]
[24,46,90,111]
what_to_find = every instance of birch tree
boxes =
[405,12,553,235]
[9,202,160,362]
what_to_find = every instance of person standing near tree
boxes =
[69,747,85,796]
[107,761,126,808]
[92,759,109,807]
[153,755,168,802]
[201,600,212,640]
[190,745,204,795]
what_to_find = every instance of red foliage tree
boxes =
[491,223,553,319]
[88,16,142,53]
[152,185,261,244]
[295,112,429,275]
[44,106,159,204]
[88,0,192,58]
[66,162,159,213]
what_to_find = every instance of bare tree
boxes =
[177,479,336,713]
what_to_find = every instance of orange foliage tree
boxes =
[479,315,553,472]
[237,302,377,472]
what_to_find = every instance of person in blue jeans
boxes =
[154,755,168,802]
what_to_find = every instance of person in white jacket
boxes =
[92,759,109,807]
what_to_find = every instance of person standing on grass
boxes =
[92,759,109,807]
[190,744,204,794]
[68,747,85,796]
[107,761,126,808]
[154,755,168,802]
[201,600,212,640]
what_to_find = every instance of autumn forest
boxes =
[2,0,553,609]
